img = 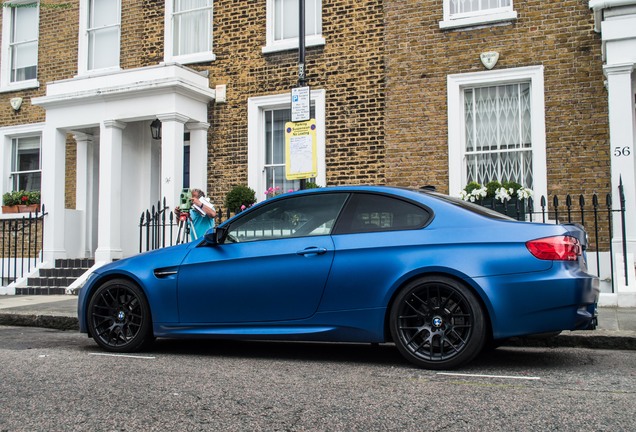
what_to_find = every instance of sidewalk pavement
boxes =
[1,294,635,350]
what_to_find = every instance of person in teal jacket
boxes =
[174,188,217,239]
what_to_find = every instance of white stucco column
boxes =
[94,120,126,262]
[187,122,210,193]
[605,64,636,298]
[158,113,188,211]
[41,126,67,263]
[74,132,95,258]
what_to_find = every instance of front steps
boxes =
[15,259,94,295]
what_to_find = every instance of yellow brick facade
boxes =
[384,0,610,197]
[0,0,610,209]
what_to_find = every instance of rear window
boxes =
[334,193,432,234]
[420,191,514,221]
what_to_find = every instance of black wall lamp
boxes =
[150,118,162,140]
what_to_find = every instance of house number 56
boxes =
[614,146,631,157]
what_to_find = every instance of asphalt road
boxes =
[1,326,635,431]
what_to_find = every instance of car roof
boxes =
[288,185,517,221]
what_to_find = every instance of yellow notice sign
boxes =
[285,119,317,180]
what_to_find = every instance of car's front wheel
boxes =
[390,276,486,370]
[87,279,153,352]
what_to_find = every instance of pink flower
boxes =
[240,205,246,210]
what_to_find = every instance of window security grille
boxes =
[464,82,533,189]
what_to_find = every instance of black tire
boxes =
[87,279,153,353]
[389,276,486,370]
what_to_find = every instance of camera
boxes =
[179,188,192,212]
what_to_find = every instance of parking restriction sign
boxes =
[291,86,310,122]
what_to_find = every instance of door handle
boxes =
[296,247,328,256]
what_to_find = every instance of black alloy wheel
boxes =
[390,276,486,370]
[87,279,152,352]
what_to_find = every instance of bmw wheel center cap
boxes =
[432,316,443,328]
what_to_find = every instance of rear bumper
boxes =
[475,264,600,339]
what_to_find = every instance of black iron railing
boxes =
[139,199,225,253]
[1,206,47,286]
[139,188,628,291]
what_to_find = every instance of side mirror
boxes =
[203,228,217,245]
[203,226,228,245]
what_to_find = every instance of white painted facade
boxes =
[590,1,636,306]
[29,63,215,266]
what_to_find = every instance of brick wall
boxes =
[197,0,386,205]
[384,0,610,198]
[0,0,610,210]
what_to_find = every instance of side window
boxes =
[86,0,121,71]
[164,0,215,64]
[263,0,324,54]
[226,193,348,243]
[334,193,431,234]
[0,1,40,91]
[440,0,517,30]
[11,136,41,191]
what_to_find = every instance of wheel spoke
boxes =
[411,293,431,313]
[404,300,428,318]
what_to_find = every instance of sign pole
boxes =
[298,0,306,88]
[298,0,307,189]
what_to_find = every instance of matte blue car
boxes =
[78,186,599,369]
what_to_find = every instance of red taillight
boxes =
[526,236,582,261]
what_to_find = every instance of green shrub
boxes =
[304,182,321,189]
[485,181,502,198]
[502,181,522,194]
[225,185,256,213]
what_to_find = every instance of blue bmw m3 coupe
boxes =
[78,186,599,369]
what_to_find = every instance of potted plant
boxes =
[459,180,533,219]
[17,190,40,213]
[2,191,19,213]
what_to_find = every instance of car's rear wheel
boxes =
[87,279,152,352]
[390,276,486,370]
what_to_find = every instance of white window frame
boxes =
[0,123,44,195]
[77,0,122,76]
[248,90,326,201]
[262,0,325,54]
[439,0,517,30]
[164,0,215,65]
[10,135,41,191]
[0,0,40,93]
[447,66,547,202]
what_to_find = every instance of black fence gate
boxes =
[1,206,47,286]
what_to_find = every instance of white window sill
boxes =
[0,80,40,94]
[164,52,216,65]
[75,66,122,79]
[262,36,325,54]
[439,11,517,30]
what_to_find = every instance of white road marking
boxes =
[90,352,156,360]
[437,372,540,381]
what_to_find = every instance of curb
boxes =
[504,334,636,351]
[0,313,79,331]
